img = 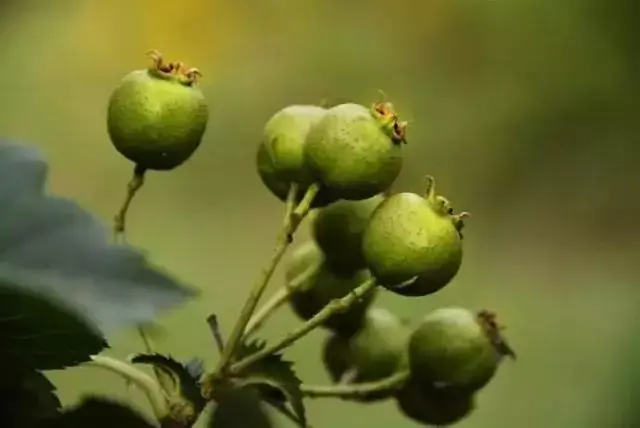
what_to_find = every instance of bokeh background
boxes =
[1,0,638,427]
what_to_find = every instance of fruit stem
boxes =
[243,259,322,338]
[228,276,378,375]
[210,183,320,379]
[113,164,147,242]
[301,370,410,399]
[86,355,168,420]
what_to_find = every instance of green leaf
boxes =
[0,369,61,428]
[41,396,156,428]
[208,386,273,428]
[0,141,198,336]
[130,353,206,418]
[233,340,307,427]
[0,280,107,370]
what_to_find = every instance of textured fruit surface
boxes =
[396,377,475,426]
[347,308,411,382]
[107,51,209,171]
[362,177,466,294]
[408,307,501,391]
[303,102,405,200]
[257,105,333,206]
[312,194,385,274]
[284,242,377,336]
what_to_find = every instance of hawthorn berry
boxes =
[303,99,406,201]
[257,105,334,206]
[312,194,386,274]
[361,176,468,296]
[408,307,513,392]
[107,50,209,171]
[284,242,377,336]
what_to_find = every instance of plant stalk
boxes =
[301,370,410,399]
[229,276,378,375]
[243,259,322,338]
[212,183,319,377]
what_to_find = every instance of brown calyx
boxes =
[370,91,408,144]
[477,310,516,360]
[146,49,202,86]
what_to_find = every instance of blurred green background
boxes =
[1,0,638,426]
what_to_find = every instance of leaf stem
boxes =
[212,183,320,376]
[86,355,167,420]
[229,276,378,375]
[243,259,322,338]
[301,370,409,399]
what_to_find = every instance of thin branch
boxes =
[243,259,322,338]
[210,183,320,378]
[229,277,378,375]
[301,371,410,399]
[86,355,167,420]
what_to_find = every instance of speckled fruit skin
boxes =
[284,242,377,336]
[312,194,386,274]
[408,307,500,391]
[347,308,411,382]
[107,68,208,171]
[362,188,463,295]
[303,103,404,200]
[257,105,334,207]
[396,377,475,426]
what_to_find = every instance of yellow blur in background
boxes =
[0,0,638,427]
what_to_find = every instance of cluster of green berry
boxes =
[105,50,515,427]
[259,101,515,425]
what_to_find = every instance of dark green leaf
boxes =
[208,386,273,428]
[0,280,107,370]
[0,141,198,335]
[130,353,206,415]
[41,396,155,428]
[0,369,61,428]
[234,340,307,427]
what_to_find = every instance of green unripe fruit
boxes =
[312,194,386,274]
[362,176,468,296]
[320,309,410,402]
[284,241,377,336]
[303,100,407,200]
[347,308,411,383]
[408,307,513,392]
[321,333,352,384]
[257,105,334,207]
[107,50,209,171]
[396,377,475,426]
